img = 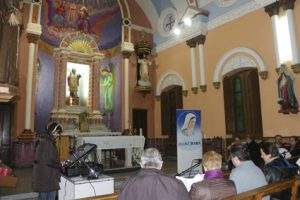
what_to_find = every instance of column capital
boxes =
[186,40,197,48]
[121,42,134,59]
[186,35,206,48]
[196,35,206,45]
[26,33,40,44]
[265,1,280,17]
[122,51,132,59]
[280,0,296,10]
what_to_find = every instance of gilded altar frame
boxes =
[51,32,104,130]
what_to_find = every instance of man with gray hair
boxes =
[118,148,190,200]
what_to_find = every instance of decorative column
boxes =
[280,0,300,73]
[121,42,134,130]
[265,2,281,69]
[197,35,207,92]
[121,42,134,168]
[91,55,102,113]
[186,39,198,94]
[23,3,42,134]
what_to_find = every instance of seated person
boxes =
[290,136,300,157]
[260,142,298,200]
[189,151,236,200]
[245,134,264,168]
[118,148,190,200]
[274,135,291,159]
[274,135,283,148]
[229,143,269,197]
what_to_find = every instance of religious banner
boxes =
[176,109,202,173]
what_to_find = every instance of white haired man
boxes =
[118,148,190,200]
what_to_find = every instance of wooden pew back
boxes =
[226,175,300,200]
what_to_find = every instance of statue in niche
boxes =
[67,68,81,105]
[277,65,299,114]
[138,56,152,87]
[100,63,114,113]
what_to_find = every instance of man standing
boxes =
[118,148,190,200]
[229,143,268,198]
[32,122,63,200]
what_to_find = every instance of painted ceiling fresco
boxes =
[41,0,122,49]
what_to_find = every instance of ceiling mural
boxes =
[41,0,122,50]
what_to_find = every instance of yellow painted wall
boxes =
[155,2,300,138]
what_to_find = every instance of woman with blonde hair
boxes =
[189,151,236,200]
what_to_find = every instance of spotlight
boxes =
[183,17,192,27]
[173,28,181,36]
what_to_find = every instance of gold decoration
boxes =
[60,32,99,54]
[67,39,93,54]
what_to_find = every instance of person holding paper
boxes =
[189,151,236,200]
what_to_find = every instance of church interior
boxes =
[1,0,300,199]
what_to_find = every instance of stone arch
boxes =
[213,47,268,86]
[156,70,187,96]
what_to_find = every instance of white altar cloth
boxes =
[79,135,145,167]
[58,175,114,200]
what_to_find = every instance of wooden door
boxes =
[161,86,183,135]
[223,69,263,139]
[0,104,13,164]
[132,109,147,137]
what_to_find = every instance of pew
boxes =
[226,175,300,200]
[80,193,118,200]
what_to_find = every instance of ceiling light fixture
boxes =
[183,17,192,27]
[173,28,181,36]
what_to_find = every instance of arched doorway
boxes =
[161,85,183,157]
[223,68,263,139]
[161,85,183,136]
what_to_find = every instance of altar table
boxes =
[58,175,114,200]
[78,135,145,167]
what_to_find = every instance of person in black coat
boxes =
[32,122,63,200]
[290,136,300,157]
[260,142,298,200]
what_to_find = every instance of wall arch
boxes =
[213,47,268,84]
[156,70,187,96]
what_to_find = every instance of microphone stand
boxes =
[71,152,98,179]
[176,159,202,178]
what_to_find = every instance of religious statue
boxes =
[67,68,81,105]
[277,66,299,114]
[138,57,152,87]
[101,64,114,113]
[76,6,90,33]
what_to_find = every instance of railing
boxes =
[225,175,300,200]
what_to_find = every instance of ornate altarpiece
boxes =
[51,32,105,131]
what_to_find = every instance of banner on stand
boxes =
[176,109,202,173]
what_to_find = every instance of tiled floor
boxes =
[0,159,177,199]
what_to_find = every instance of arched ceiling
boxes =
[134,0,276,52]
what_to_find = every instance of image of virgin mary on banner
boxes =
[176,110,202,173]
